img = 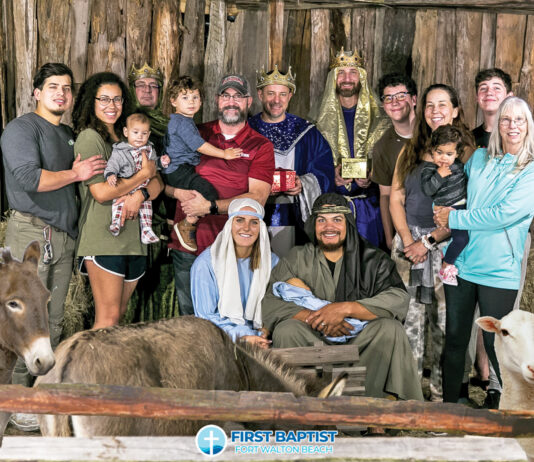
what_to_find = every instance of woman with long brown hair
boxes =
[390,83,475,401]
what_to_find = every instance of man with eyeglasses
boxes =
[248,65,335,257]
[166,74,274,315]
[0,62,106,431]
[315,48,389,249]
[128,63,175,321]
[371,73,417,250]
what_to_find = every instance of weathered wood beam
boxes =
[269,0,284,68]
[1,384,534,437]
[233,0,534,13]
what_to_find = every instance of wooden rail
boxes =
[0,384,533,437]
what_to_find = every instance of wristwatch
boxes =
[421,233,436,251]
[140,188,150,201]
[427,234,437,246]
[209,200,219,215]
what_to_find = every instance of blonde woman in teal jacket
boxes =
[434,97,534,404]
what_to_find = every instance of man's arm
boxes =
[379,185,394,250]
[180,177,271,217]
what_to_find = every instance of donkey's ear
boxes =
[476,316,500,334]
[23,241,41,267]
[317,372,347,398]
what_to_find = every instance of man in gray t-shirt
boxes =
[0,63,105,430]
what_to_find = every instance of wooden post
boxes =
[309,9,329,114]
[456,11,482,128]
[350,7,376,86]
[126,0,153,77]
[13,0,37,117]
[69,0,92,88]
[412,9,438,95]
[203,0,226,122]
[518,16,534,110]
[284,9,311,117]
[37,0,72,66]
[151,0,181,115]
[179,0,206,79]
[86,0,126,77]
[495,13,527,94]
[269,0,284,69]
[2,384,534,437]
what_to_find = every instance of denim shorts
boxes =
[78,255,146,282]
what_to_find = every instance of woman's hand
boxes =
[403,240,428,264]
[434,206,453,228]
[117,190,144,226]
[242,335,272,349]
[335,164,353,187]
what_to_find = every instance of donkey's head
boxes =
[0,241,54,375]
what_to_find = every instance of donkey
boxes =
[37,316,346,436]
[0,241,55,440]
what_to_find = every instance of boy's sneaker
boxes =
[439,264,458,286]
[9,413,39,432]
[174,219,197,252]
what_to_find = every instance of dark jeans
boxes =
[163,163,218,201]
[442,277,517,402]
[443,204,469,265]
[170,249,197,316]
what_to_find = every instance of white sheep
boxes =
[477,310,534,461]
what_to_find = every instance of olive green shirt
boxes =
[75,129,146,257]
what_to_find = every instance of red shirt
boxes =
[169,120,274,255]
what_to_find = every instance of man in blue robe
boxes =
[249,66,335,257]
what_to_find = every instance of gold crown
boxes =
[256,65,297,94]
[128,62,164,85]
[330,47,364,69]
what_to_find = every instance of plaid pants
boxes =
[109,145,152,235]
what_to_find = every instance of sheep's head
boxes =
[477,311,534,385]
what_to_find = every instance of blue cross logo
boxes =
[195,424,227,456]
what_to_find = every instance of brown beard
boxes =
[317,234,346,251]
[335,82,360,98]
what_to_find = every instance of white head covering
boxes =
[210,198,272,329]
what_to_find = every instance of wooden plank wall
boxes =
[0,1,533,132]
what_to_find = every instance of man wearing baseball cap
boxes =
[166,74,275,315]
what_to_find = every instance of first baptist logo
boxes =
[195,424,228,456]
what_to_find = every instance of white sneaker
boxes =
[9,413,39,431]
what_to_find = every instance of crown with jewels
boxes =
[330,47,364,69]
[128,62,164,85]
[256,65,297,94]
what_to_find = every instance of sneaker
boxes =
[9,413,39,432]
[174,219,197,252]
[439,264,458,286]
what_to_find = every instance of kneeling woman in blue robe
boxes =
[191,198,279,348]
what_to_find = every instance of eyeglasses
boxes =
[219,93,247,102]
[95,96,124,106]
[134,83,160,92]
[499,116,527,127]
[381,91,410,104]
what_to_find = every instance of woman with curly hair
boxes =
[73,72,163,328]
[389,83,475,401]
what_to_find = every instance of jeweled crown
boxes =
[330,47,364,69]
[256,65,297,94]
[128,62,164,84]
